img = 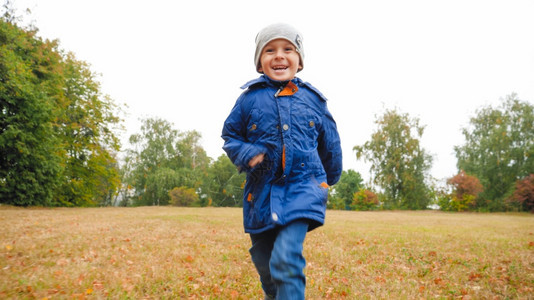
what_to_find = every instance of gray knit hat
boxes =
[254,23,304,73]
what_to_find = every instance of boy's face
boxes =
[258,39,302,81]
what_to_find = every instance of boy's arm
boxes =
[221,101,267,173]
[317,105,343,185]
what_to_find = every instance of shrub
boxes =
[441,171,483,211]
[507,174,534,212]
[169,186,199,207]
[351,189,379,211]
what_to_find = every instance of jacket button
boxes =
[272,213,279,222]
[250,124,257,130]
[283,124,289,130]
[309,121,315,127]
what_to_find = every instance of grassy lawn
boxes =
[1,206,533,299]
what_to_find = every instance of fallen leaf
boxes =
[70,293,84,300]
[92,280,104,290]
[375,276,386,283]
[469,273,482,281]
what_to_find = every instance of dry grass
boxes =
[0,206,533,299]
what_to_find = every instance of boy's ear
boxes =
[258,66,263,73]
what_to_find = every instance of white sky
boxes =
[11,0,534,183]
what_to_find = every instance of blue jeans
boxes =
[249,220,309,300]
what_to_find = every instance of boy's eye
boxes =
[264,48,274,53]
[285,47,294,52]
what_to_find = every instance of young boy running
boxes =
[222,23,343,299]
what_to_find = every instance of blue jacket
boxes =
[222,75,342,234]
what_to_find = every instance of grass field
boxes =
[1,206,533,299]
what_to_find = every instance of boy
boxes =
[221,23,342,299]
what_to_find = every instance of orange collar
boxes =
[276,81,299,97]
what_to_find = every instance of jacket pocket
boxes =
[243,181,271,230]
[246,108,264,143]
[311,173,329,205]
[303,108,320,148]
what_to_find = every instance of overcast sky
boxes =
[11,0,534,183]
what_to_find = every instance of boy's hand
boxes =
[248,153,265,168]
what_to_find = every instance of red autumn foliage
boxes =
[447,170,483,201]
[508,174,534,212]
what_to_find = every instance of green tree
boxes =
[124,117,209,206]
[0,18,62,205]
[354,108,432,209]
[175,130,210,171]
[54,53,122,206]
[205,154,246,207]
[328,170,364,210]
[1,13,122,206]
[455,94,534,211]
[126,118,178,205]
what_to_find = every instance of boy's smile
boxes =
[258,39,302,81]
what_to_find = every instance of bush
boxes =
[169,186,199,207]
[440,171,483,211]
[507,174,534,212]
[350,189,379,211]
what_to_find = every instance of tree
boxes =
[145,168,181,206]
[123,117,210,206]
[455,94,534,211]
[354,108,433,209]
[175,130,210,171]
[0,18,62,205]
[205,154,246,207]
[1,9,122,206]
[126,118,178,205]
[54,53,122,206]
[328,170,364,210]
